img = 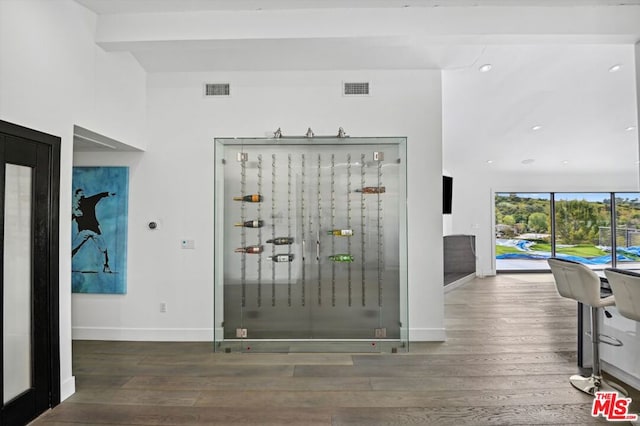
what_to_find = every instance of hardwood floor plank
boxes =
[192,388,593,408]
[72,363,294,377]
[293,362,582,378]
[407,342,578,355]
[73,341,213,355]
[352,351,576,366]
[35,404,334,425]
[121,376,373,391]
[369,374,575,391]
[135,352,355,366]
[66,389,201,406]
[330,404,615,425]
[444,328,577,338]
[444,319,576,330]
[422,335,577,346]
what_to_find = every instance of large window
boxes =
[554,193,612,268]
[495,192,640,272]
[495,193,551,270]
[614,193,640,270]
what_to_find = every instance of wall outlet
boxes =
[160,302,167,313]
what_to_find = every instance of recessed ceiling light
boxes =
[531,125,542,131]
[609,64,622,72]
[626,126,636,131]
[521,159,535,165]
[486,160,493,164]
[562,160,569,165]
[479,64,492,73]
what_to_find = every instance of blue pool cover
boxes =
[497,244,640,264]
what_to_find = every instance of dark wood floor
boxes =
[33,273,640,425]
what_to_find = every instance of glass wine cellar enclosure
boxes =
[214,137,408,352]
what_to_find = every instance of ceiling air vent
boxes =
[204,83,230,97]
[343,82,370,96]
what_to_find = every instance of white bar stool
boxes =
[548,258,626,396]
[604,268,640,324]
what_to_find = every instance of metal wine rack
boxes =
[239,152,246,308]
[257,154,263,307]
[271,153,276,307]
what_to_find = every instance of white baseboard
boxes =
[72,327,214,341]
[409,328,446,341]
[73,327,446,343]
[444,273,476,293]
[60,376,75,401]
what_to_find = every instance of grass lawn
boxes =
[534,243,606,257]
[495,245,524,255]
[496,242,607,258]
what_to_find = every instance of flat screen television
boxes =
[443,176,453,214]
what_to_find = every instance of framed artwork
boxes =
[71,166,128,294]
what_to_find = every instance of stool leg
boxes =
[591,306,603,383]
[569,306,627,396]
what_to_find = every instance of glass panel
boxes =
[495,193,552,271]
[3,164,33,403]
[214,138,407,353]
[554,193,612,269]
[614,192,640,270]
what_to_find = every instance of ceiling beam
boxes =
[95,6,640,50]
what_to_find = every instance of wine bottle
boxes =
[266,237,294,245]
[327,229,353,236]
[329,254,354,262]
[234,220,264,228]
[268,254,294,262]
[355,186,386,194]
[235,245,264,254]
[233,194,263,202]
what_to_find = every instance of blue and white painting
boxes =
[71,167,128,294]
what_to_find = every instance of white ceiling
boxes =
[76,0,640,14]
[74,0,640,177]
[444,44,637,173]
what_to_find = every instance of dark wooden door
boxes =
[0,121,60,426]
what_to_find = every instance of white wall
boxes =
[0,0,147,400]
[637,42,640,185]
[72,69,446,342]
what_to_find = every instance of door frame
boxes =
[0,120,61,421]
